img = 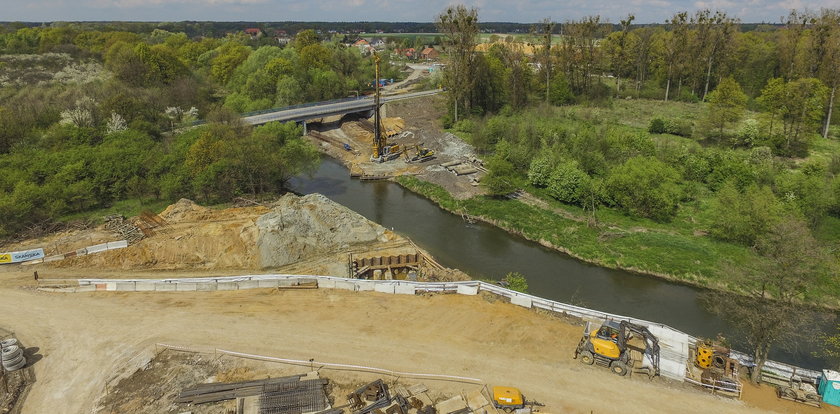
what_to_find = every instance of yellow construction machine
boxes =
[491,386,525,412]
[404,144,435,163]
[686,338,743,398]
[573,320,660,378]
[370,52,400,162]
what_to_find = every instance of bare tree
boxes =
[436,5,479,123]
[661,12,689,101]
[703,218,830,383]
[537,18,555,103]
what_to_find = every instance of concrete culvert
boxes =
[4,356,26,371]
[1,348,22,361]
[2,352,23,367]
[1,344,20,356]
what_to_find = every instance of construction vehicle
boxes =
[492,386,525,412]
[404,144,435,163]
[685,338,743,398]
[573,319,660,378]
[370,52,400,163]
[491,386,543,413]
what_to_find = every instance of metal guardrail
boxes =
[74,273,822,382]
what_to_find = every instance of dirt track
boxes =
[0,270,827,414]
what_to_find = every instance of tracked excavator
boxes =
[574,319,660,378]
[370,52,400,162]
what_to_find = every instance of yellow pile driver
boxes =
[370,52,399,162]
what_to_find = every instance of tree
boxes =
[436,4,479,122]
[602,14,636,96]
[536,18,555,103]
[703,218,828,383]
[811,10,840,138]
[605,156,682,221]
[705,77,747,138]
[709,181,783,245]
[758,77,829,154]
[659,12,688,101]
[546,159,588,204]
[482,156,519,196]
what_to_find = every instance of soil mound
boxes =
[257,194,388,268]
[160,198,212,222]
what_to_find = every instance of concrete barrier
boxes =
[374,283,395,294]
[196,282,217,291]
[334,280,357,291]
[176,283,197,292]
[237,280,260,290]
[217,282,238,291]
[355,281,376,291]
[258,280,279,288]
[394,284,416,295]
[276,279,296,287]
[318,279,337,289]
[135,282,156,292]
[510,295,532,308]
[75,285,96,293]
[457,285,478,296]
[155,283,177,292]
[106,282,117,292]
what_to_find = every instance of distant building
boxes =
[420,47,440,60]
[244,28,262,39]
[368,37,387,50]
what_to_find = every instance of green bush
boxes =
[452,118,476,133]
[605,156,683,221]
[648,118,667,134]
[502,272,529,293]
[527,155,553,187]
[547,160,588,204]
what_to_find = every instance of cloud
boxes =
[85,0,268,7]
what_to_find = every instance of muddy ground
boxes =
[308,94,485,200]
[98,349,475,414]
[0,276,824,414]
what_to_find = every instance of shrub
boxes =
[502,272,529,293]
[452,118,476,133]
[605,156,682,221]
[547,160,588,204]
[648,118,666,134]
[527,155,553,187]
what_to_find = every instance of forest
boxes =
[0,25,405,237]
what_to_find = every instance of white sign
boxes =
[0,248,45,264]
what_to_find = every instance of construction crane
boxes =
[370,52,400,163]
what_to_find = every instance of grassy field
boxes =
[397,175,763,291]
[58,198,173,224]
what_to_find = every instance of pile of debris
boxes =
[348,380,494,414]
[177,372,330,414]
[104,215,144,244]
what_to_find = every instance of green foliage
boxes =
[547,160,588,204]
[527,155,553,187]
[502,272,529,293]
[705,77,748,138]
[605,157,682,221]
[710,181,784,245]
[648,117,693,137]
[482,156,519,196]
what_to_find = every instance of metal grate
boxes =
[258,382,328,414]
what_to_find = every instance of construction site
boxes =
[0,60,836,414]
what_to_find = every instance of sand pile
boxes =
[159,199,213,222]
[257,193,389,268]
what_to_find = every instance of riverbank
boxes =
[394,175,775,295]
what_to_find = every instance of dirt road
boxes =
[0,270,822,414]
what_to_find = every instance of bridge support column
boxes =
[381,103,387,119]
[302,121,307,135]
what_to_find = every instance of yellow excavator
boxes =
[370,52,399,162]
[573,319,660,378]
[404,143,435,163]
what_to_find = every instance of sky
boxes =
[2,0,839,24]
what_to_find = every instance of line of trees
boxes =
[436,7,839,147]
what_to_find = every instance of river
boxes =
[289,156,831,370]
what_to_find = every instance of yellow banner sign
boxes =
[0,254,11,264]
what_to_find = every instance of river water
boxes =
[289,157,830,370]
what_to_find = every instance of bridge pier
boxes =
[302,120,307,135]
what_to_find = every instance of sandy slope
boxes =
[0,270,820,414]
